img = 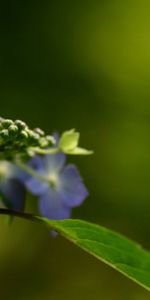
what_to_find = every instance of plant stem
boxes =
[29,147,59,155]
[0,208,41,223]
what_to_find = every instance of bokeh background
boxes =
[0,1,150,299]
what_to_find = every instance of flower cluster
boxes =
[0,119,92,223]
[0,153,88,221]
[0,117,55,160]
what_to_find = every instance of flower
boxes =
[59,129,93,155]
[25,153,88,220]
[0,161,27,211]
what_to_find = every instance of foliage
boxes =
[0,117,149,292]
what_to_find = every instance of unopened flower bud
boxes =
[20,130,29,140]
[0,129,9,140]
[15,120,27,130]
[8,125,18,136]
[46,135,56,145]
[34,128,45,136]
[2,119,14,129]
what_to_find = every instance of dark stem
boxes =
[0,208,41,223]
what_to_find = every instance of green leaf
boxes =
[40,218,150,291]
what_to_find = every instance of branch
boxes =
[0,208,41,223]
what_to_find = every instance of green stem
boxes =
[29,147,59,155]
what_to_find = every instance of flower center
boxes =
[48,173,58,188]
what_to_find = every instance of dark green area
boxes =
[0,0,150,299]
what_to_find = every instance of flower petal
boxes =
[28,155,44,170]
[59,164,89,207]
[43,153,66,173]
[25,156,48,196]
[1,178,25,211]
[25,175,49,196]
[25,153,66,196]
[15,166,30,183]
[39,189,71,220]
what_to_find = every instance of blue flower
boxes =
[0,161,27,211]
[25,153,89,220]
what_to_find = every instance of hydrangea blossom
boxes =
[0,161,27,211]
[25,153,88,220]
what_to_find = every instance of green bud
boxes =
[39,138,48,147]
[15,120,27,130]
[59,129,79,152]
[8,125,18,136]
[26,129,36,138]
[34,128,45,136]
[20,130,28,140]
[26,129,40,146]
[46,135,56,145]
[59,129,93,155]
[31,133,39,141]
[2,119,14,129]
[0,129,9,140]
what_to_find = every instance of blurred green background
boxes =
[0,0,150,299]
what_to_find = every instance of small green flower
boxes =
[59,129,93,155]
